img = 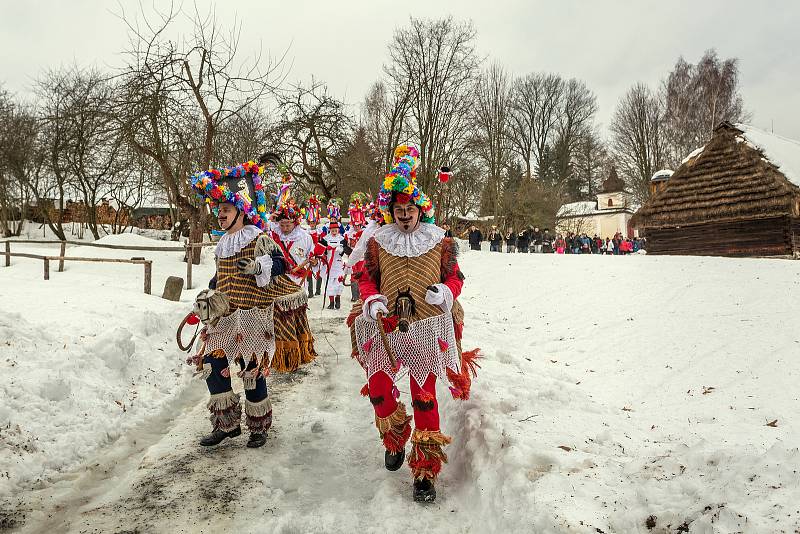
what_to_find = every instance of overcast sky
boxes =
[3,0,799,141]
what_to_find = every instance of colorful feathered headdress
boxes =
[348,192,368,226]
[303,194,322,225]
[274,197,301,223]
[378,144,434,224]
[366,201,380,221]
[327,198,341,220]
[190,161,269,230]
[253,152,301,224]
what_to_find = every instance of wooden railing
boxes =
[2,239,216,292]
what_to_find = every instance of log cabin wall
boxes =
[643,216,793,256]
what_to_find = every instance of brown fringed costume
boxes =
[351,222,480,493]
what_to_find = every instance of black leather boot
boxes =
[335,295,341,309]
[413,477,436,502]
[385,449,405,471]
[327,297,335,309]
[199,426,241,447]
[246,432,267,448]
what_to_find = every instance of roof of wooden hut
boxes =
[634,122,800,228]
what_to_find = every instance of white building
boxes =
[556,168,639,238]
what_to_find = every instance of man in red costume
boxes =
[352,145,478,502]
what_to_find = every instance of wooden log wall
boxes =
[792,218,800,255]
[643,216,794,257]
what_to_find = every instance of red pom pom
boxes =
[381,315,399,333]
[186,313,200,325]
[395,192,412,204]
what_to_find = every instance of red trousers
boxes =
[368,371,450,480]
[369,371,439,432]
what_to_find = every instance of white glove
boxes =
[236,257,261,275]
[336,244,344,255]
[425,283,453,311]
[425,284,445,306]
[369,301,389,320]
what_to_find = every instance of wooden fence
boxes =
[2,239,216,293]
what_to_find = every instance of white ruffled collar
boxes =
[215,225,262,258]
[373,223,445,258]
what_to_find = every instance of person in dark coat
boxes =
[466,225,483,250]
[504,228,516,253]
[488,226,502,252]
[541,229,553,253]
[531,227,542,253]
[516,228,530,253]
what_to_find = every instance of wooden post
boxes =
[43,257,50,280]
[144,261,152,295]
[58,241,66,272]
[185,241,193,290]
[4,241,9,267]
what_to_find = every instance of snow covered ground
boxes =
[2,236,800,533]
[0,233,216,510]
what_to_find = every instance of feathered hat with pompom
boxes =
[378,144,434,224]
[260,152,302,224]
[348,192,368,226]
[327,198,342,220]
[190,161,269,230]
[303,194,322,225]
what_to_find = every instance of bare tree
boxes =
[572,126,608,199]
[384,16,482,192]
[547,79,598,190]
[114,3,284,261]
[663,49,748,164]
[13,86,71,240]
[441,158,483,220]
[610,83,668,203]
[35,66,126,239]
[362,81,411,173]
[0,87,28,236]
[474,63,512,217]
[214,106,272,166]
[272,82,353,200]
[106,148,154,234]
[508,72,564,180]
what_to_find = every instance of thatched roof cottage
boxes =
[634,122,800,256]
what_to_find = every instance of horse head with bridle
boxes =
[395,287,416,333]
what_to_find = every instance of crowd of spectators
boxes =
[464,225,646,255]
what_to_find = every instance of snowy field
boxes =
[1,234,800,533]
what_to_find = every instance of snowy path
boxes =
[12,310,500,534]
[11,312,378,533]
[4,243,800,533]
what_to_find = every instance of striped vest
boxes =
[378,243,443,322]
[216,240,272,312]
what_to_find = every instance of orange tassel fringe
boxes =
[446,348,481,400]
[408,429,451,480]
[375,402,412,454]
